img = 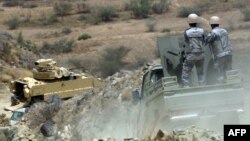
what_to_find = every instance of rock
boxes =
[0,126,18,141]
[44,136,56,141]
[120,88,132,101]
[28,134,35,139]
[0,132,7,141]
[40,120,57,137]
[155,130,165,139]
[124,138,139,141]
[92,138,98,141]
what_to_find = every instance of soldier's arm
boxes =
[184,31,189,47]
[205,32,217,43]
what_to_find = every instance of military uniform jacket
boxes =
[184,27,205,60]
[207,27,232,58]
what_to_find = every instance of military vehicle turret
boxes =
[5,59,104,111]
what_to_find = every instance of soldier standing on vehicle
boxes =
[182,13,206,87]
[206,16,232,83]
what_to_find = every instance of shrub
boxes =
[152,0,170,14]
[161,28,171,33]
[40,39,75,54]
[53,2,72,17]
[76,3,90,14]
[47,14,59,25]
[238,24,250,30]
[2,0,22,7]
[129,0,152,19]
[77,33,91,40]
[17,32,38,52]
[22,3,38,8]
[232,2,246,9]
[177,6,201,18]
[177,1,212,18]
[98,46,131,77]
[129,56,149,69]
[0,32,13,40]
[96,5,118,22]
[5,17,20,30]
[241,9,250,22]
[85,14,101,25]
[37,13,58,26]
[145,18,157,32]
[17,32,24,45]
[62,27,72,35]
[67,56,97,73]
[77,14,86,21]
[87,5,118,24]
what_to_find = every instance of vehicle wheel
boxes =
[40,120,56,137]
[11,96,20,106]
[31,96,43,105]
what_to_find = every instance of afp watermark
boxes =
[224,125,250,141]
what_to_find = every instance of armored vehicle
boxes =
[140,35,244,135]
[5,59,104,111]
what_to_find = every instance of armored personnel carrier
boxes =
[5,59,104,111]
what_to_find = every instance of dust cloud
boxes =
[70,100,146,140]
[65,38,250,140]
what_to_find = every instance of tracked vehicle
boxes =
[140,35,244,135]
[5,59,103,111]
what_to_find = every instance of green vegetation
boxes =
[17,32,37,52]
[76,3,91,14]
[96,5,118,22]
[98,46,131,77]
[177,6,202,17]
[2,0,21,7]
[152,0,170,14]
[42,14,59,26]
[161,28,171,33]
[232,2,247,9]
[40,39,75,54]
[53,2,72,17]
[129,0,152,19]
[61,27,72,35]
[77,33,92,40]
[5,17,20,30]
[145,18,157,32]
[87,5,118,24]
[241,9,250,22]
[177,1,211,17]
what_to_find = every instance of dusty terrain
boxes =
[0,0,250,140]
[0,84,11,118]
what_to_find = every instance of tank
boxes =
[5,59,104,111]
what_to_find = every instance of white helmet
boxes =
[210,16,220,25]
[187,13,198,24]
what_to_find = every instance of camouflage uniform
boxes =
[206,27,232,83]
[182,27,205,87]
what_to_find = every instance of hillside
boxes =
[0,0,250,80]
[0,0,250,140]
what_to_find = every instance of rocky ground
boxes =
[0,65,224,141]
[1,38,250,141]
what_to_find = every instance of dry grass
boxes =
[0,0,249,81]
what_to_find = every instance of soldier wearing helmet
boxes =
[206,16,232,83]
[182,13,206,87]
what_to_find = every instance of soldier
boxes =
[206,16,232,83]
[182,13,206,87]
